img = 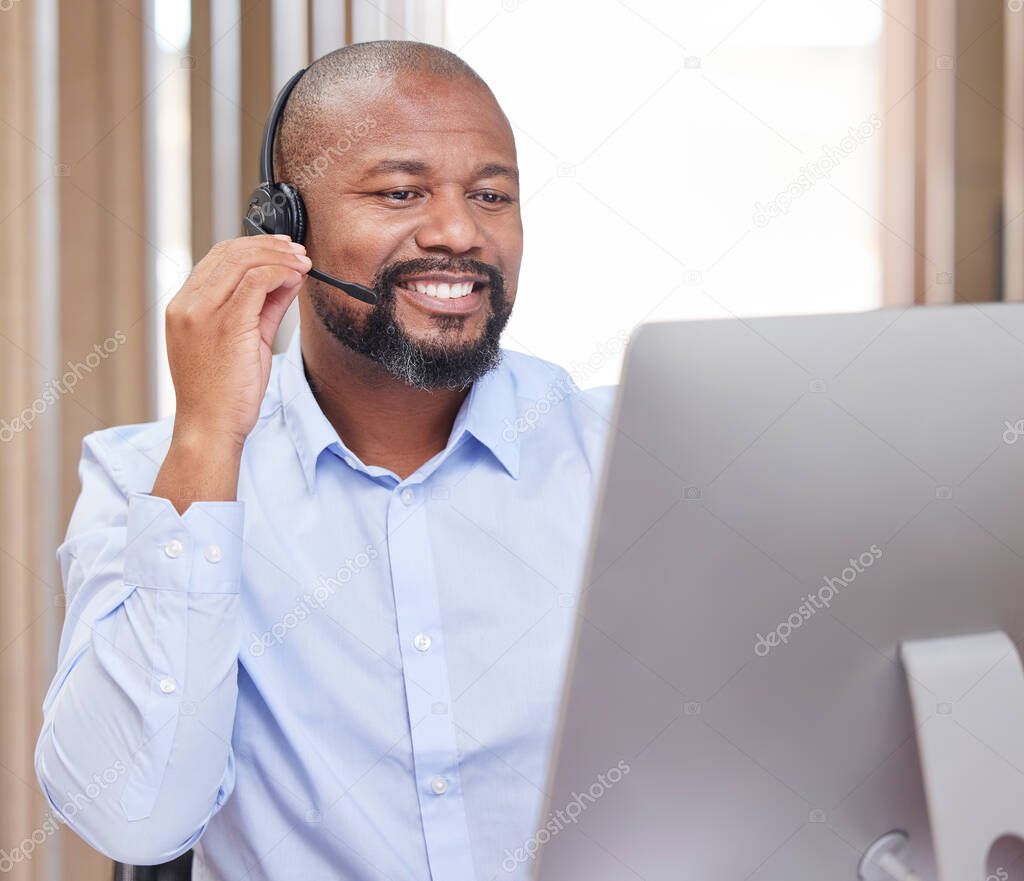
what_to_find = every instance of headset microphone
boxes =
[243,68,379,306]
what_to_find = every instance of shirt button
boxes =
[400,488,414,506]
[430,775,449,795]
[204,544,222,563]
[159,676,177,694]
[413,633,432,652]
[164,539,183,558]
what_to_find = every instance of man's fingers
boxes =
[258,282,303,349]
[225,264,308,321]
[201,246,311,309]
[182,236,307,307]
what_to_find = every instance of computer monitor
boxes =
[534,305,1024,881]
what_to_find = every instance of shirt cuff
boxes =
[123,491,245,594]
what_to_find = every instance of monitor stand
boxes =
[870,631,1024,881]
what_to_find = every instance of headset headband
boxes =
[260,68,306,185]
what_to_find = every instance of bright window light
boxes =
[445,0,884,389]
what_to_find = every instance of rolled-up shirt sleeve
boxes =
[35,431,245,865]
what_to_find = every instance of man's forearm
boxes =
[35,435,246,864]
[35,578,241,864]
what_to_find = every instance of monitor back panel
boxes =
[535,305,1024,881]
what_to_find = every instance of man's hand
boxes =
[153,235,312,512]
[166,234,311,448]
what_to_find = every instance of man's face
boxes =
[301,72,523,390]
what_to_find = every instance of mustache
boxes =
[373,258,504,297]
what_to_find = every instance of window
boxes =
[445,0,884,387]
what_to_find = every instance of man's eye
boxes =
[475,192,513,204]
[379,190,513,204]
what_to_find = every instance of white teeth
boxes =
[409,281,474,299]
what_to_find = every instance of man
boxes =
[36,40,617,880]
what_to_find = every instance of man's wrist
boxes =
[154,424,244,513]
[171,420,247,459]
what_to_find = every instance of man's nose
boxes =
[413,186,484,253]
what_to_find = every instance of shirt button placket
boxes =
[386,481,475,878]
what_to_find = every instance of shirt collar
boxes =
[279,326,521,491]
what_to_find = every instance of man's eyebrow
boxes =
[362,159,430,177]
[475,162,519,184]
[360,159,519,184]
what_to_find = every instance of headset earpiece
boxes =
[244,182,307,243]
[278,183,307,243]
[241,67,378,305]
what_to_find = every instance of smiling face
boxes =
[299,70,523,390]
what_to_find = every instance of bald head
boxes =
[275,40,506,187]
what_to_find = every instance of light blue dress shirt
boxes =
[35,325,617,880]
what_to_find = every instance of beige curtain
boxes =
[0,2,49,880]
[1,1,151,878]
[883,0,1016,304]
[1,2,442,879]
[1005,0,1024,301]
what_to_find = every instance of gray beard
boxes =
[308,263,513,391]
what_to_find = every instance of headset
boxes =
[243,68,379,305]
